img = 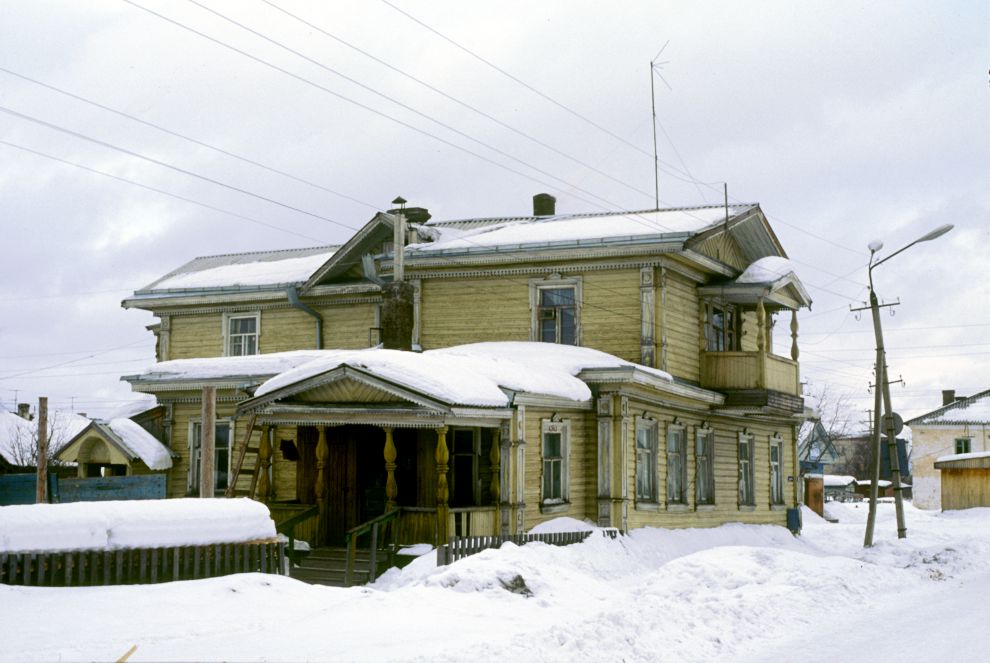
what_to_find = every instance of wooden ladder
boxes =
[225,414,264,499]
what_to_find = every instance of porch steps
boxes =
[287,546,393,587]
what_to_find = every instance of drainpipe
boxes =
[286,286,323,349]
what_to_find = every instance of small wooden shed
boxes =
[933,452,990,510]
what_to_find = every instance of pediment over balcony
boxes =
[699,256,812,310]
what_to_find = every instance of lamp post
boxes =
[863,224,953,546]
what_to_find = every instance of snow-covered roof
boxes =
[907,389,990,426]
[823,474,857,487]
[133,246,338,295]
[104,393,159,420]
[407,205,754,255]
[856,479,892,488]
[936,450,990,464]
[252,342,673,407]
[0,410,90,466]
[0,498,275,553]
[736,256,796,284]
[123,350,333,386]
[101,419,175,470]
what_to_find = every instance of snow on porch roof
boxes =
[254,342,674,407]
[59,419,177,471]
[406,205,756,256]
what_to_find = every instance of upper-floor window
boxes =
[769,434,785,505]
[531,276,582,346]
[705,302,738,351]
[955,438,972,454]
[738,432,755,506]
[188,420,231,496]
[666,425,687,504]
[695,426,715,505]
[541,419,569,505]
[224,312,260,356]
[635,419,659,502]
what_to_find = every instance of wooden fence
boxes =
[0,473,165,506]
[436,529,620,566]
[0,540,284,587]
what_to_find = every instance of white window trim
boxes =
[540,418,570,509]
[666,423,687,506]
[738,432,755,507]
[635,417,659,504]
[695,425,715,506]
[188,418,233,495]
[769,434,785,505]
[529,275,582,345]
[222,311,261,357]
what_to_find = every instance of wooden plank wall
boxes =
[941,468,990,510]
[661,272,701,382]
[521,408,594,531]
[582,270,640,362]
[420,277,530,349]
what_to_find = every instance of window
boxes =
[450,428,480,507]
[738,433,755,506]
[769,435,784,505]
[666,425,687,504]
[955,438,972,454]
[695,427,715,505]
[705,302,738,352]
[189,421,231,495]
[541,420,569,505]
[531,277,582,346]
[635,420,659,502]
[224,313,259,356]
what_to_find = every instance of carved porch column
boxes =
[790,310,799,361]
[499,420,512,536]
[435,426,450,545]
[756,297,767,389]
[315,426,329,545]
[256,424,272,503]
[384,427,397,510]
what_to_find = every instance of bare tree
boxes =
[1,410,72,469]
[804,383,870,477]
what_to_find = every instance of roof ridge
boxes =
[907,387,990,423]
[180,244,341,262]
[426,203,758,226]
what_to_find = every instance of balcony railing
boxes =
[700,351,800,396]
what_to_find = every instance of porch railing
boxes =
[344,508,401,587]
[275,504,320,563]
[437,529,620,566]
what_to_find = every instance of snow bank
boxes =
[0,498,276,552]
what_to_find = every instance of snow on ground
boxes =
[4,502,990,662]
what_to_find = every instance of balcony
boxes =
[700,351,803,411]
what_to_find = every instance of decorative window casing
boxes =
[541,419,569,506]
[955,438,972,454]
[635,419,659,503]
[769,434,785,505]
[695,426,715,505]
[223,312,260,356]
[666,425,687,504]
[188,420,232,496]
[704,302,738,352]
[738,432,755,506]
[530,276,582,346]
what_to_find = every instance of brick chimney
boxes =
[533,193,556,216]
[16,403,31,420]
[942,389,956,406]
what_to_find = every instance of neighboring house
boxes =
[798,420,840,475]
[56,405,178,478]
[0,406,90,472]
[823,474,857,502]
[907,389,990,510]
[119,195,812,545]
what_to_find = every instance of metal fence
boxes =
[437,529,620,566]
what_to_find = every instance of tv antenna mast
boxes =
[650,41,672,210]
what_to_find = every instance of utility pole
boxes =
[36,396,48,504]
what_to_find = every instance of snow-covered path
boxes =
[3,503,989,662]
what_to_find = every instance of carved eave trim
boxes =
[122,376,265,394]
[579,367,725,406]
[510,393,594,410]
[123,288,291,310]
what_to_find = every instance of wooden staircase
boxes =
[288,547,393,587]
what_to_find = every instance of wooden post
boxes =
[256,425,272,503]
[384,427,397,510]
[435,426,450,546]
[315,426,329,545]
[200,386,216,497]
[36,397,48,504]
[490,427,500,504]
[756,298,767,389]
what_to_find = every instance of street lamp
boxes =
[863,224,953,547]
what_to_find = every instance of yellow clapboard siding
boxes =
[521,408,594,531]
[582,270,640,362]
[661,273,701,381]
[421,277,530,349]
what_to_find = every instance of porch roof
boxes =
[57,419,178,471]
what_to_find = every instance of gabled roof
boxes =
[798,420,840,464]
[57,419,178,471]
[122,245,339,307]
[907,389,990,426]
[698,256,812,310]
[303,212,394,291]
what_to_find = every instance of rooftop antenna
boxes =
[650,41,671,210]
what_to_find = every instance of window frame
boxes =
[635,418,659,504]
[738,432,755,507]
[769,434,785,505]
[222,311,261,357]
[695,425,715,506]
[666,424,687,505]
[540,419,570,508]
[530,276,582,346]
[955,437,972,454]
[188,418,233,496]
[704,301,739,352]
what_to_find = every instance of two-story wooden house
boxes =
[121,194,811,546]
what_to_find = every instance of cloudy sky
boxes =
[1,0,986,425]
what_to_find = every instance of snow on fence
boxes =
[0,498,284,587]
[437,529,620,566]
